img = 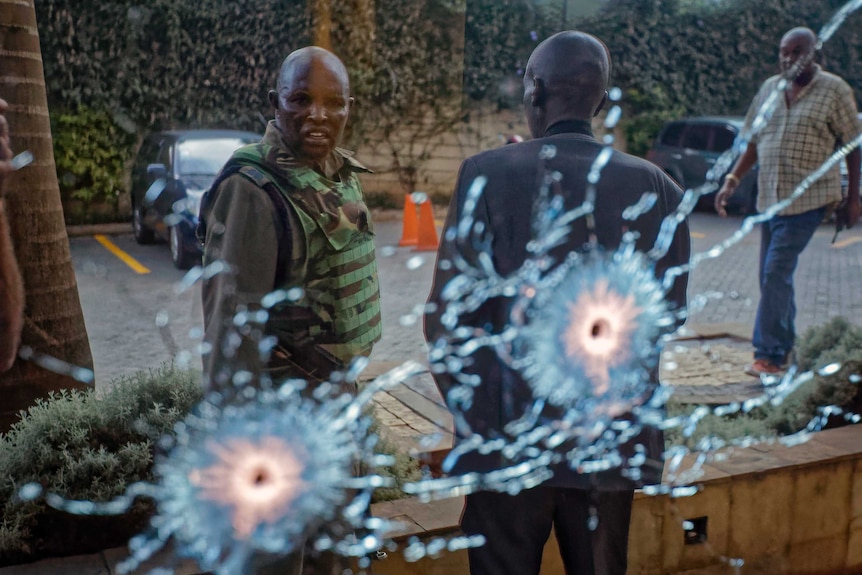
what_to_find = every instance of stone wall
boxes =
[3,425,858,575]
[635,424,862,575]
[356,105,528,201]
[373,424,862,575]
[356,104,624,204]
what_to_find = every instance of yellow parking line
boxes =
[691,232,706,239]
[831,236,862,249]
[93,234,151,274]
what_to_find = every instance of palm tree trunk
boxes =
[311,0,333,49]
[0,0,93,431]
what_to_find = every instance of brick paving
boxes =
[373,210,862,363]
[367,210,862,437]
[684,214,862,333]
[65,208,862,454]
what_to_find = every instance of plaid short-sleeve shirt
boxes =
[745,66,861,215]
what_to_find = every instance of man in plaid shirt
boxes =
[715,26,861,377]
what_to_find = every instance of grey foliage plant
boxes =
[666,317,862,448]
[0,363,421,563]
[0,365,203,562]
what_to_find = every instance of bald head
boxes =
[781,27,817,48]
[276,46,350,94]
[779,27,818,81]
[268,46,353,164]
[523,31,610,137]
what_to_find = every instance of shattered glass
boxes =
[7,1,862,573]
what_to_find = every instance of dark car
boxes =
[131,130,259,268]
[646,117,758,214]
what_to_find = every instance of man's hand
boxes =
[714,180,737,217]
[715,146,757,217]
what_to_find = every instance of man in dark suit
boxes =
[424,31,690,575]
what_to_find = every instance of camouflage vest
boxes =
[225,142,382,365]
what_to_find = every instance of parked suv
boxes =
[646,117,757,214]
[131,130,259,268]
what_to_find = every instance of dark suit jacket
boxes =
[424,121,690,490]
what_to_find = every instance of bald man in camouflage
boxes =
[200,47,381,397]
[199,47,382,574]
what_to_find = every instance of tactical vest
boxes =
[221,142,382,365]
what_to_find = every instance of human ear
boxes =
[593,90,608,117]
[531,78,546,107]
[268,90,279,110]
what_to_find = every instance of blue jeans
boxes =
[753,207,825,365]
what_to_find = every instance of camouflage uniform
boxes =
[200,122,381,574]
[200,121,382,393]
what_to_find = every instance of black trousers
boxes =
[461,487,634,575]
[250,546,347,575]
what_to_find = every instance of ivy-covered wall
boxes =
[37,0,312,132]
[29,0,862,216]
[583,0,862,154]
[604,0,861,113]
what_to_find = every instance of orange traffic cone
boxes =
[414,198,439,251]
[398,193,419,246]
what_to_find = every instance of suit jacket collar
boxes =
[544,119,594,138]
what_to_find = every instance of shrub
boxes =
[665,317,862,449]
[0,364,421,564]
[50,107,138,224]
[0,364,202,564]
[794,317,862,428]
[620,86,685,158]
[665,397,774,450]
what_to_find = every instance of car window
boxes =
[710,126,737,152]
[176,138,253,176]
[156,141,173,170]
[659,122,685,147]
[680,124,711,151]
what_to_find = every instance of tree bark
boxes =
[0,0,92,431]
[311,0,333,50]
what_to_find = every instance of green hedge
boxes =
[37,0,312,133]
[34,0,862,209]
[50,106,138,224]
[583,0,862,155]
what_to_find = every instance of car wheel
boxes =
[132,202,155,244]
[169,225,195,270]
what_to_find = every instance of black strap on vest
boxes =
[197,162,291,286]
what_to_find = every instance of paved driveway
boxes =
[69,212,862,388]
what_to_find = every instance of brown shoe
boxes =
[745,359,785,377]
